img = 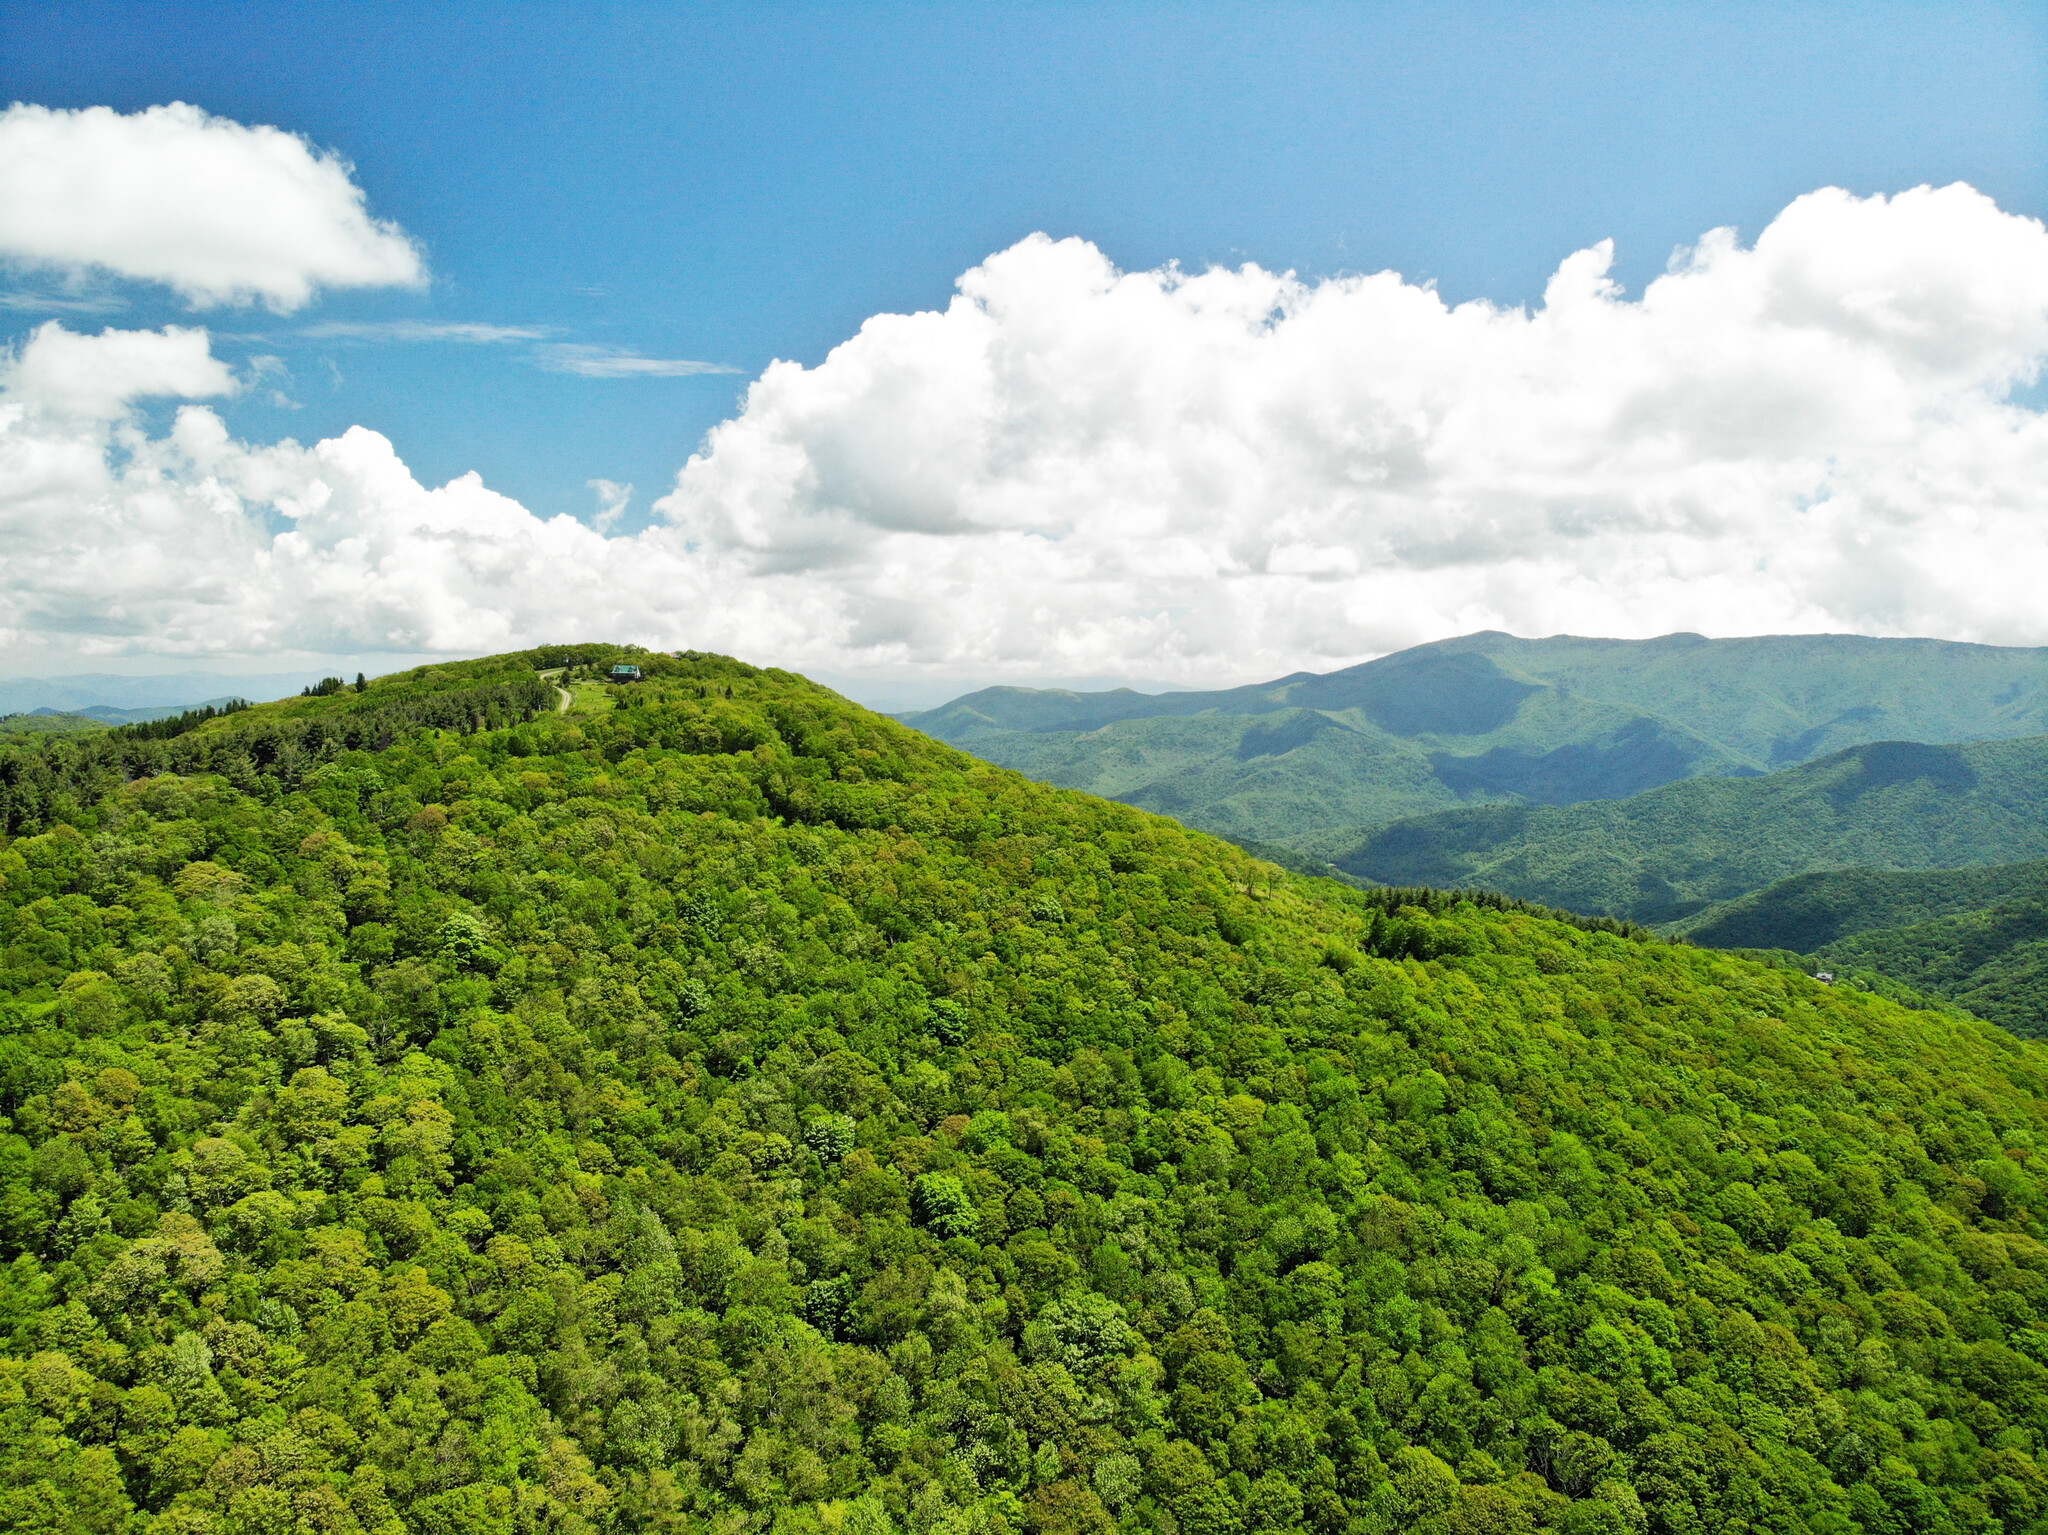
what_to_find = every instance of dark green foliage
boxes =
[8,652,2048,1533]
[1815,901,2048,1040]
[1333,735,2048,924]
[1678,862,2048,1038]
[1348,885,1657,943]
[107,699,252,744]
[1681,859,2048,953]
[521,643,649,672]
[0,660,556,836]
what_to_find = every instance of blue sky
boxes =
[5,0,2041,536]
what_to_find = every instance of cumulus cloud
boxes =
[655,182,2048,676]
[0,102,424,311]
[2,183,2046,682]
[4,321,233,420]
[0,323,656,660]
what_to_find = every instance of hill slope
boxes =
[1816,900,2048,1040]
[1679,860,2048,953]
[1673,861,2048,1039]
[7,651,2048,1532]
[0,704,224,740]
[906,631,2048,849]
[1325,735,2048,924]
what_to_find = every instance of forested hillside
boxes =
[9,650,2048,1534]
[908,696,1736,852]
[1816,903,2048,1041]
[1322,737,2048,925]
[1674,863,2048,1039]
[1679,862,2048,954]
[904,632,2048,853]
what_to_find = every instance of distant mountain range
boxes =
[0,671,328,715]
[904,630,2048,848]
[1326,734,2048,923]
[906,630,2048,1035]
[0,699,257,738]
[1678,858,2048,951]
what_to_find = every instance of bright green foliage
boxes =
[1328,737,2048,924]
[8,653,2048,1534]
[0,652,587,836]
[906,632,2048,855]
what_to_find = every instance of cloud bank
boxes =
[657,183,2048,674]
[0,103,424,311]
[3,183,2047,681]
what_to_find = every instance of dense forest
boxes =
[1816,904,2048,1041]
[0,717,109,742]
[1675,862,2048,1039]
[8,649,2048,1534]
[1678,864,2048,956]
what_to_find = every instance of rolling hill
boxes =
[0,700,261,745]
[1315,734,2048,925]
[905,631,2048,850]
[7,648,2048,1531]
[0,673,327,716]
[1679,859,2048,953]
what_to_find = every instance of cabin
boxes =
[609,664,643,682]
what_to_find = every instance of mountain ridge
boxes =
[1678,858,2048,953]
[1319,733,2048,924]
[903,631,2048,851]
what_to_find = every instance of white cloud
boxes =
[4,321,233,420]
[0,102,424,312]
[2,183,2047,683]
[588,478,632,530]
[0,324,653,660]
[655,182,2048,676]
[297,320,551,343]
[536,344,737,378]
